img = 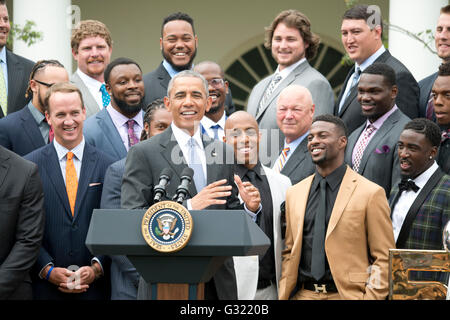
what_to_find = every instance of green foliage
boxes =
[7,20,43,50]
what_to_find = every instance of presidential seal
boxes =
[141,200,193,253]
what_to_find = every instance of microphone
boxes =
[153,168,173,203]
[173,167,194,204]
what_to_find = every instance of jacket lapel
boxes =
[157,63,170,91]
[96,109,127,158]
[6,50,23,111]
[281,138,308,177]
[335,68,355,116]
[0,149,10,189]
[20,106,47,148]
[326,167,357,239]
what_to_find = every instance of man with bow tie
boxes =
[390,119,449,257]
[431,62,450,174]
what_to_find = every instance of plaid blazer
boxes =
[389,169,450,250]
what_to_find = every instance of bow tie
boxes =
[398,179,419,193]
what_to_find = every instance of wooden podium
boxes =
[85,208,270,300]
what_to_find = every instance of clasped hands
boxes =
[190,175,261,211]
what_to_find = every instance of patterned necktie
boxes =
[0,62,7,116]
[274,147,290,173]
[188,137,206,192]
[426,94,434,120]
[311,178,327,281]
[210,124,221,140]
[66,152,78,217]
[126,120,139,147]
[257,73,282,115]
[352,124,376,172]
[100,84,110,108]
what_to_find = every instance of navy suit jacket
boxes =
[418,72,438,119]
[0,104,46,156]
[25,142,114,300]
[83,108,128,161]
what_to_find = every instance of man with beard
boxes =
[0,60,68,156]
[71,20,113,118]
[279,114,394,300]
[143,12,235,115]
[194,61,228,141]
[84,58,145,161]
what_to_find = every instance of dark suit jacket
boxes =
[0,50,34,118]
[390,168,449,250]
[83,108,128,161]
[25,142,114,300]
[418,72,438,119]
[121,126,239,299]
[335,50,419,134]
[280,138,315,185]
[143,62,236,114]
[438,137,449,174]
[345,108,411,196]
[0,103,47,156]
[0,146,44,299]
[100,158,140,300]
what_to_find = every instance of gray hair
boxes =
[167,70,209,98]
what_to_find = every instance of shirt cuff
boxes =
[186,199,192,210]
[91,258,104,275]
[244,203,262,222]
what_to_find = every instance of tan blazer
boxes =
[278,166,395,300]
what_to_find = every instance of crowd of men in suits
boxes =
[0,0,449,301]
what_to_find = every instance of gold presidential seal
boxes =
[141,200,193,253]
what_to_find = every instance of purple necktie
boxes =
[126,120,139,147]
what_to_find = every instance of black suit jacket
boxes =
[121,126,239,299]
[335,50,419,134]
[143,62,236,115]
[0,50,34,118]
[418,72,438,119]
[0,103,47,156]
[0,146,44,299]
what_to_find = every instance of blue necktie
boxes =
[210,124,221,140]
[188,138,206,192]
[100,84,110,108]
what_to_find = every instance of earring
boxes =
[429,156,433,160]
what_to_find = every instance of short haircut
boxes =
[312,114,348,138]
[362,62,396,87]
[44,82,84,114]
[403,118,441,148]
[104,57,142,85]
[343,4,384,36]
[26,59,65,98]
[161,12,195,36]
[441,4,450,14]
[438,62,450,77]
[167,70,208,97]
[71,20,112,52]
[264,9,320,60]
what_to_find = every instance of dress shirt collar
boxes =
[235,161,264,179]
[356,45,386,72]
[162,59,194,79]
[0,46,6,63]
[106,105,143,129]
[53,136,85,162]
[76,68,104,91]
[410,161,439,190]
[200,112,226,130]
[366,105,398,129]
[284,130,309,153]
[276,57,306,79]
[171,123,204,150]
[27,101,46,125]
[312,163,347,192]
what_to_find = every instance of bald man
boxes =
[224,111,291,300]
[274,85,316,184]
[194,61,229,141]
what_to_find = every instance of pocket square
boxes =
[89,182,102,187]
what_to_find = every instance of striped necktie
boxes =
[257,73,282,115]
[352,124,376,172]
[274,147,290,173]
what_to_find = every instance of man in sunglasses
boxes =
[0,60,68,156]
[194,61,229,141]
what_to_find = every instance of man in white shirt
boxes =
[194,61,228,141]
[70,20,113,118]
[84,58,145,161]
[24,82,114,299]
[247,9,334,167]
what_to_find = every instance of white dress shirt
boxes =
[200,113,226,141]
[392,162,439,242]
[76,68,109,111]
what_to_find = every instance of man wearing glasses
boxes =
[0,60,68,156]
[194,61,229,141]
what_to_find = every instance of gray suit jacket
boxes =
[83,108,128,162]
[0,146,44,299]
[335,50,419,134]
[1,49,34,117]
[279,137,315,185]
[418,72,438,119]
[247,60,334,167]
[70,72,101,118]
[100,158,140,300]
[121,126,239,300]
[345,108,411,196]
